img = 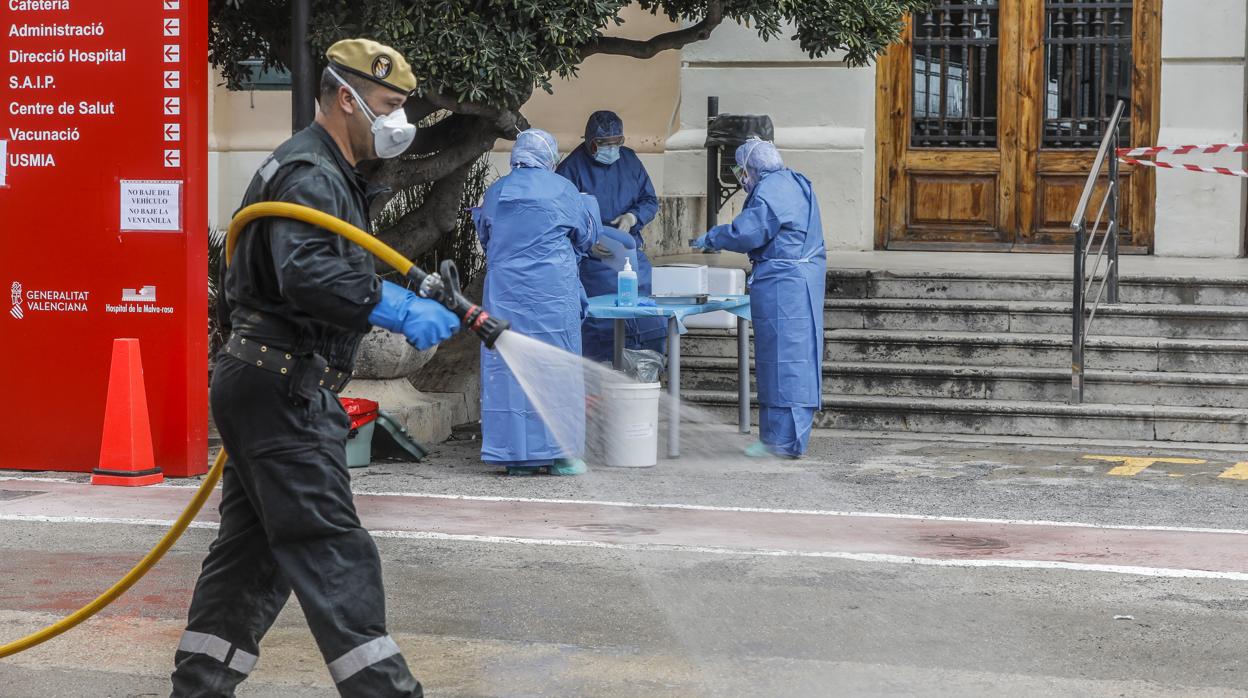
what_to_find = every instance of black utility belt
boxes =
[223,334,352,393]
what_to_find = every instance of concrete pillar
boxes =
[662,22,875,251]
[1154,0,1247,257]
[208,84,291,227]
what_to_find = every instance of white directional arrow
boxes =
[164,123,181,142]
[164,71,180,89]
[163,0,180,8]
[164,149,181,168]
[163,18,180,36]
[163,97,181,115]
[163,44,180,63]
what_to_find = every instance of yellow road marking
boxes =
[1218,462,1248,480]
[1083,455,1207,477]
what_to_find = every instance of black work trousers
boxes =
[171,355,421,697]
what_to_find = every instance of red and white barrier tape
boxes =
[1118,143,1248,158]
[1118,156,1248,178]
[1117,142,1248,178]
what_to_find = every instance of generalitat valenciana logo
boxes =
[9,281,23,320]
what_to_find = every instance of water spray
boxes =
[0,202,506,658]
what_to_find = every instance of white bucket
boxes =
[596,381,660,467]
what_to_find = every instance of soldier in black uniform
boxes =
[172,39,458,697]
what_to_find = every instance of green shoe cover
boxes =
[549,458,588,476]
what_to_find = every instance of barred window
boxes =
[1043,0,1133,148]
[912,0,1000,148]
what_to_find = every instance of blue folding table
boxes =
[586,294,752,457]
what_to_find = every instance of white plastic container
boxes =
[685,267,747,329]
[652,264,709,296]
[597,381,660,467]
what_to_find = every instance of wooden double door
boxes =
[876,0,1160,251]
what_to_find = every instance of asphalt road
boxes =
[2,431,1247,697]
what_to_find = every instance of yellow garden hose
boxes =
[0,450,228,658]
[0,201,489,659]
[227,202,417,278]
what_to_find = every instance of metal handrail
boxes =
[1070,100,1127,404]
[1072,101,1127,228]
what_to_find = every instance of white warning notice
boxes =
[120,179,182,232]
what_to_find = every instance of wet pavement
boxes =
[2,432,1248,696]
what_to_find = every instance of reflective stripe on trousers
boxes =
[177,630,260,675]
[328,635,403,684]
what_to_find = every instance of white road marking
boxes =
[340,490,1248,537]
[0,476,82,484]
[1,511,1247,583]
[0,514,218,529]
[365,530,1248,582]
[2,476,1247,536]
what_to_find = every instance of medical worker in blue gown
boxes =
[556,111,666,362]
[693,138,827,459]
[475,129,597,475]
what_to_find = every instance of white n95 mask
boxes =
[329,66,416,159]
[367,108,416,159]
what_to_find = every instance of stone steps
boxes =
[672,267,1248,444]
[829,270,1248,306]
[679,359,1248,409]
[682,391,1248,444]
[824,299,1248,340]
[683,329,1248,374]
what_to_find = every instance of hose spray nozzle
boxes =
[408,261,509,349]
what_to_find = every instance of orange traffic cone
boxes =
[92,338,164,487]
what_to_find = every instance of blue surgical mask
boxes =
[593,145,621,165]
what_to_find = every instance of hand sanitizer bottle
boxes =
[617,258,638,307]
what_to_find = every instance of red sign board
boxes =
[0,0,208,476]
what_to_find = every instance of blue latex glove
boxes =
[369,280,461,350]
[692,233,716,252]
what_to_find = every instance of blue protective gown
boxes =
[703,169,827,457]
[475,167,595,466]
[556,144,666,362]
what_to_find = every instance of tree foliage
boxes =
[213,0,928,259]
